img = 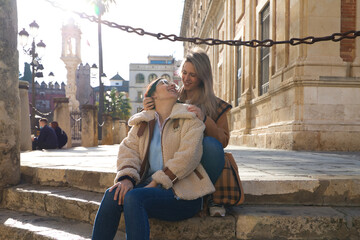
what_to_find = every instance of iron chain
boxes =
[45,0,360,48]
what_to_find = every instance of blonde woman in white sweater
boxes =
[92,78,215,240]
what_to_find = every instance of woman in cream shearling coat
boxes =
[92,78,215,240]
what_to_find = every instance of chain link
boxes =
[30,102,60,117]
[44,0,360,47]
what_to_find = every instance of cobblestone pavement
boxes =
[21,144,360,181]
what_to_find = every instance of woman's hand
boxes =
[143,97,155,110]
[187,105,205,122]
[144,180,157,188]
[109,179,134,205]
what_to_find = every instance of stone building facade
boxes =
[180,0,360,151]
[129,55,182,115]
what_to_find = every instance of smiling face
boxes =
[152,79,178,101]
[181,61,202,92]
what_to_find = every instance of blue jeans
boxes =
[92,184,202,240]
[201,136,225,184]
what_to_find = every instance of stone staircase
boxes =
[1,162,360,239]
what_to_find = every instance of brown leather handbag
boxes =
[212,152,245,206]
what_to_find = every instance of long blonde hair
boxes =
[179,47,218,119]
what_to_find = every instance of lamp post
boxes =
[19,20,46,135]
[90,63,106,140]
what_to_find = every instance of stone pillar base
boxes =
[102,114,113,145]
[53,98,71,148]
[80,105,98,147]
[19,81,32,151]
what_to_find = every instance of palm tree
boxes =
[87,0,116,139]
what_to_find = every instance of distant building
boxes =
[20,62,66,114]
[129,55,182,115]
[76,63,95,106]
[29,81,66,114]
[93,72,129,104]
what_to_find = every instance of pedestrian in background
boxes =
[50,121,68,149]
[144,47,231,217]
[31,118,58,150]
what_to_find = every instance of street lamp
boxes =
[19,20,46,135]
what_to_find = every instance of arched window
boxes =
[161,74,171,81]
[148,73,158,82]
[136,73,145,83]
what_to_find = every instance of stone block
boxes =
[234,206,357,240]
[317,87,343,105]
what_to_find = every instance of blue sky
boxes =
[17,0,185,84]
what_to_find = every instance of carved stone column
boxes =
[53,97,72,148]
[19,80,32,151]
[0,0,20,188]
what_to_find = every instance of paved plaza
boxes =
[21,144,360,180]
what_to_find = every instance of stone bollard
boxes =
[19,81,32,151]
[113,118,121,144]
[119,120,128,143]
[80,104,98,147]
[0,0,20,188]
[53,97,72,148]
[101,114,113,145]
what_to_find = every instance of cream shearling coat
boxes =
[115,103,215,200]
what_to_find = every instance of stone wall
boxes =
[181,0,360,151]
[0,0,21,188]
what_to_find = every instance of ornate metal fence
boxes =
[70,111,81,146]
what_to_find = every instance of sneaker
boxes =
[207,196,226,217]
[209,205,226,217]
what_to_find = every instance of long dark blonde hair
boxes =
[179,48,218,119]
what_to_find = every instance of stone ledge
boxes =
[21,166,115,193]
[21,166,360,206]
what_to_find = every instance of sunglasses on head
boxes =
[156,79,170,86]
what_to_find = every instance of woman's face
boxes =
[153,79,178,100]
[181,61,201,92]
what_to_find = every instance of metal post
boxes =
[98,13,104,140]
[31,40,36,134]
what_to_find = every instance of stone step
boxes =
[2,184,359,239]
[1,184,102,224]
[22,165,360,206]
[233,205,360,240]
[0,184,236,240]
[0,209,125,240]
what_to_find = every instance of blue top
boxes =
[143,113,169,184]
